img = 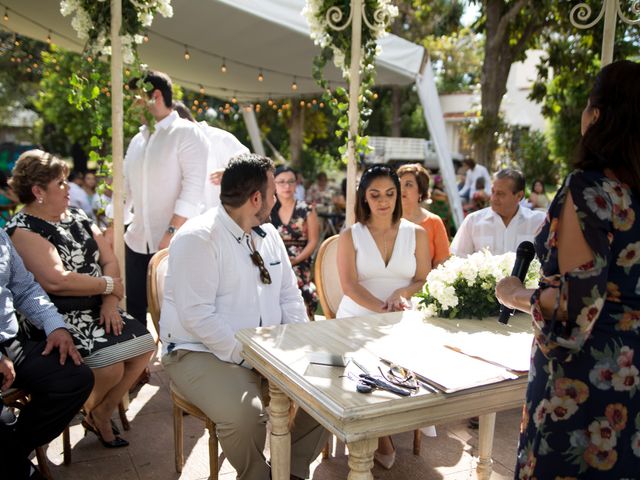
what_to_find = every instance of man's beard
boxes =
[255,202,270,224]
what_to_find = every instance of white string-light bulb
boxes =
[199,84,204,94]
[46,31,52,44]
[3,8,8,22]
[143,33,149,43]
[291,76,298,91]
[221,58,227,73]
[184,46,190,61]
[257,69,264,82]
[231,95,237,104]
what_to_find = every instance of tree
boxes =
[470,0,550,167]
[423,28,483,94]
[0,32,45,126]
[530,1,640,171]
[388,0,464,137]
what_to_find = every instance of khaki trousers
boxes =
[163,350,330,480]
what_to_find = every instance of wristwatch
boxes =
[166,225,178,235]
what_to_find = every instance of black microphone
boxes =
[498,241,536,324]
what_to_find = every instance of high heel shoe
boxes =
[374,436,396,470]
[82,414,129,448]
[81,409,120,435]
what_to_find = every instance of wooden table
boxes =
[236,310,532,480]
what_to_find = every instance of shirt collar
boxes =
[139,110,178,135]
[489,205,524,222]
[217,206,268,244]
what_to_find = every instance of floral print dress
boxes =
[6,208,155,368]
[517,169,640,478]
[270,201,318,317]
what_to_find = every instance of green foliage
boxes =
[508,127,558,185]
[529,1,640,171]
[0,31,45,125]
[35,47,142,174]
[422,28,483,94]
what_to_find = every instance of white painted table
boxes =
[236,310,532,480]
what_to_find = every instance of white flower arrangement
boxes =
[415,249,541,320]
[60,0,173,64]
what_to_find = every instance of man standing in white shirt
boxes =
[458,158,492,202]
[124,71,208,325]
[160,154,329,480]
[451,168,546,256]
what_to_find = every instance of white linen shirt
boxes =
[450,205,546,257]
[199,121,249,211]
[159,206,308,366]
[124,111,209,253]
[458,164,492,198]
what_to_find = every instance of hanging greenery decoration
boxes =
[60,0,173,64]
[58,0,173,178]
[303,0,398,160]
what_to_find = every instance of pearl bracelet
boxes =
[102,275,114,295]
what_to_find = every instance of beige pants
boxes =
[163,349,330,480]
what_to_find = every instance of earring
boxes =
[37,197,43,204]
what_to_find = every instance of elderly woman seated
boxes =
[6,150,156,448]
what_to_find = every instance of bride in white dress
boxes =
[336,164,431,468]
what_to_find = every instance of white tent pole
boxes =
[241,106,265,155]
[415,59,463,227]
[110,0,125,304]
[345,0,362,228]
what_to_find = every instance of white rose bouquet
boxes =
[415,249,541,319]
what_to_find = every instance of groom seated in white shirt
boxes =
[159,154,329,480]
[450,168,546,257]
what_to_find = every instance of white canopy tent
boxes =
[2,0,463,230]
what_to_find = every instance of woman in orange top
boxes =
[397,164,450,267]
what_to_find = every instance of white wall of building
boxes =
[438,50,546,158]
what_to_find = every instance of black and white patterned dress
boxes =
[6,208,155,368]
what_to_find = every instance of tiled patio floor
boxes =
[39,342,521,480]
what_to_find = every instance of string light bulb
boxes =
[267,98,273,106]
[46,31,52,44]
[143,32,149,43]
[257,69,264,82]
[220,58,227,73]
[184,46,190,61]
[291,76,298,91]
[199,84,204,94]
[3,8,8,22]
[231,95,237,104]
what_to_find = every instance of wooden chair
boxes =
[314,235,423,455]
[2,388,54,479]
[146,248,221,478]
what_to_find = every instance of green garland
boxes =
[304,0,398,160]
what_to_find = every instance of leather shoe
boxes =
[374,449,396,470]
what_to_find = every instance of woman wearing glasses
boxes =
[336,164,431,469]
[270,166,320,318]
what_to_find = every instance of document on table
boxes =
[443,331,534,373]
[375,344,518,393]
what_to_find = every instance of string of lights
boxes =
[0,1,343,100]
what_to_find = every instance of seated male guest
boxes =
[450,168,546,256]
[0,230,93,479]
[160,154,329,480]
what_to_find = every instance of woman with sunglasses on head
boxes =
[336,164,431,469]
[270,166,320,318]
